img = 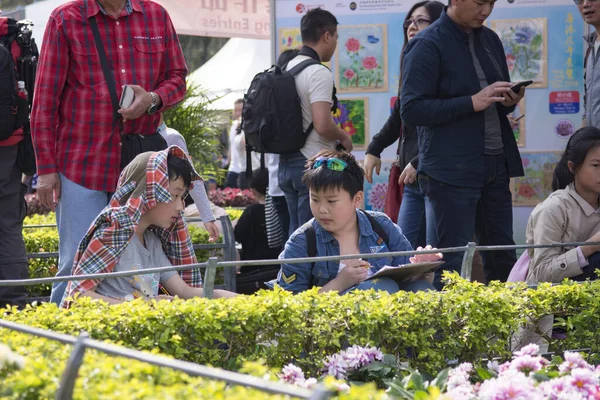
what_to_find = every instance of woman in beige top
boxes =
[526,127,600,284]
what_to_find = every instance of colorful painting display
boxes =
[333,98,370,150]
[335,24,388,93]
[278,27,302,52]
[508,97,526,147]
[491,18,548,88]
[510,151,562,207]
[363,160,393,212]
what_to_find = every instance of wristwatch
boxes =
[146,92,159,115]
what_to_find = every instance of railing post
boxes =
[460,242,477,281]
[220,215,237,292]
[203,257,217,299]
[56,331,89,400]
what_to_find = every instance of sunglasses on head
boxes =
[574,0,599,4]
[312,157,348,172]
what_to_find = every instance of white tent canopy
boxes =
[187,38,271,110]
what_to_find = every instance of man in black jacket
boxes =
[401,0,525,287]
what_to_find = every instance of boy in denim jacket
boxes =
[276,150,441,294]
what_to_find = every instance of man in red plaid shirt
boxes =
[31,0,187,304]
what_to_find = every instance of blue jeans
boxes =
[343,277,435,294]
[51,174,110,304]
[419,154,516,289]
[397,184,437,249]
[278,152,312,235]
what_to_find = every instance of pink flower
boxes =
[569,368,599,395]
[345,38,360,52]
[300,378,318,389]
[509,355,544,375]
[324,353,348,379]
[368,182,388,211]
[343,68,356,80]
[478,370,542,400]
[559,352,593,373]
[514,344,540,357]
[448,363,473,390]
[362,56,378,70]
[279,364,305,385]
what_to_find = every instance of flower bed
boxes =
[209,187,256,207]
[3,276,600,380]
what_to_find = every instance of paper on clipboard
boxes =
[367,261,444,281]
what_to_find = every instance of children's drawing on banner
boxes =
[363,160,392,211]
[333,98,370,150]
[510,152,562,207]
[335,24,388,93]
[278,27,302,53]
[508,97,526,147]
[491,18,548,88]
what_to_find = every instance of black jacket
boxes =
[401,9,524,188]
[366,97,419,173]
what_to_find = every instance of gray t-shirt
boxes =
[469,32,503,155]
[95,231,178,301]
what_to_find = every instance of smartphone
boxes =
[119,85,135,108]
[510,80,533,94]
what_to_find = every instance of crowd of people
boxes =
[1,0,600,309]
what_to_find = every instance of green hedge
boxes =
[4,275,600,377]
[22,212,239,297]
[0,331,384,399]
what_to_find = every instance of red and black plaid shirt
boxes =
[31,0,187,192]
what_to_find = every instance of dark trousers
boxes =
[0,144,29,308]
[271,195,290,241]
[419,154,516,289]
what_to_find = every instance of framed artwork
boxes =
[333,98,370,150]
[362,159,393,212]
[510,151,562,206]
[491,18,548,88]
[335,24,388,93]
[278,27,302,53]
[508,97,526,147]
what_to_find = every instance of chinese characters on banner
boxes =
[550,12,578,89]
[155,0,270,39]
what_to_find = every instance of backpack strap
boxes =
[287,59,323,139]
[359,210,390,246]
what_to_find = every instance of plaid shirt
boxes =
[31,0,187,192]
[61,146,202,308]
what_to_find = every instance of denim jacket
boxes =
[276,210,412,293]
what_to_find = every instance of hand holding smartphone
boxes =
[510,80,533,94]
[119,85,135,109]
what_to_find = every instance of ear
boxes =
[567,161,576,175]
[353,191,364,208]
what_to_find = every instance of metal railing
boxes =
[0,319,331,400]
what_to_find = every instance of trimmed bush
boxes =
[3,276,600,378]
[0,331,385,399]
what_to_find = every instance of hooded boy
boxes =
[60,146,234,308]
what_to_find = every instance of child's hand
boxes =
[155,295,175,302]
[409,245,443,264]
[336,260,370,290]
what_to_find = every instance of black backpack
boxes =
[241,59,322,157]
[0,18,28,142]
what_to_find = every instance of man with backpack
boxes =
[0,16,33,308]
[242,8,352,236]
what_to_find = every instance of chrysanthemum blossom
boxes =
[279,363,305,385]
[559,352,593,373]
[478,370,542,400]
[569,368,599,396]
[509,355,544,375]
[324,353,348,379]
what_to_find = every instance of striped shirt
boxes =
[31,0,187,191]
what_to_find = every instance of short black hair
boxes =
[302,150,364,198]
[300,8,339,44]
[249,169,269,196]
[277,49,300,67]
[167,153,194,188]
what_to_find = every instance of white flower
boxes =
[514,343,540,357]
[0,343,25,369]
[324,353,348,380]
[279,363,305,385]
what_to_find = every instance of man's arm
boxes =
[31,15,69,177]
[400,39,475,127]
[163,274,236,298]
[152,10,188,110]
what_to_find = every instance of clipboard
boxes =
[367,261,444,281]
